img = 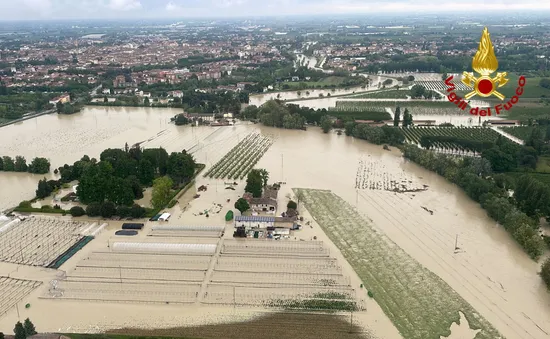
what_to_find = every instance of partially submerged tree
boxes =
[151,176,173,210]
[245,170,264,198]
[14,321,25,339]
[23,318,36,336]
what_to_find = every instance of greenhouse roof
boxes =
[235,216,275,222]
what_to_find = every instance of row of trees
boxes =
[393,107,413,127]
[245,169,269,198]
[403,144,545,259]
[256,100,306,129]
[242,102,331,126]
[420,136,494,154]
[68,202,146,219]
[55,101,80,115]
[344,122,405,146]
[12,318,36,339]
[0,156,50,174]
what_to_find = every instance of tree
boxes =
[69,206,86,217]
[130,204,146,218]
[35,178,53,199]
[144,97,150,106]
[344,121,356,136]
[258,168,269,187]
[1,331,4,339]
[138,159,155,186]
[320,115,332,133]
[542,258,550,289]
[167,152,196,185]
[2,156,14,171]
[116,205,131,218]
[151,176,173,210]
[245,170,263,198]
[14,156,27,172]
[410,84,426,99]
[28,157,50,174]
[234,198,250,214]
[540,78,550,89]
[394,106,401,127]
[287,200,297,210]
[23,318,36,336]
[174,114,189,126]
[14,321,25,339]
[86,203,101,217]
[100,202,116,218]
[402,108,413,127]
[103,96,108,103]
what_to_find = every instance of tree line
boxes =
[403,144,545,260]
[0,156,50,174]
[344,121,405,146]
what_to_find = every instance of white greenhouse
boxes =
[112,242,217,254]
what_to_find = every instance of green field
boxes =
[497,73,550,99]
[349,90,409,99]
[505,171,550,186]
[401,127,500,151]
[498,126,541,141]
[283,76,357,89]
[294,188,502,339]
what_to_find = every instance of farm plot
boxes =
[356,155,426,192]
[293,188,502,339]
[205,239,358,311]
[401,127,500,152]
[43,248,211,304]
[413,80,470,92]
[204,133,273,180]
[349,90,409,99]
[0,216,95,267]
[0,277,42,317]
[499,126,541,141]
[46,280,201,304]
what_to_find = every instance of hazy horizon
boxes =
[2,0,550,21]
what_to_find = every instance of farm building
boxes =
[243,185,279,213]
[234,216,296,230]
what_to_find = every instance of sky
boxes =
[2,0,550,20]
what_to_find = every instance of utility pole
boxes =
[119,265,122,284]
[281,154,284,182]
[16,303,20,320]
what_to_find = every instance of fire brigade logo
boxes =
[461,27,509,100]
[445,27,526,116]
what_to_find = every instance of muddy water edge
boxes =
[0,106,549,338]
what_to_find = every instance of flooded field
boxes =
[0,106,549,339]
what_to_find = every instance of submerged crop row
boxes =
[293,188,502,339]
[204,133,273,180]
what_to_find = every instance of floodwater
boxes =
[0,107,549,339]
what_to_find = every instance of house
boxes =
[102,88,111,95]
[186,113,215,122]
[243,185,279,213]
[49,93,71,105]
[168,90,183,98]
[291,76,300,81]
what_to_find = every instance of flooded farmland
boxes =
[0,106,549,339]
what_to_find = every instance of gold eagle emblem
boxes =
[461,27,508,100]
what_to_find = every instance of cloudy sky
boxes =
[2,0,550,20]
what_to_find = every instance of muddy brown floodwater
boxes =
[0,106,549,339]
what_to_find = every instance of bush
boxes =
[41,205,51,210]
[541,258,550,289]
[368,290,374,298]
[53,204,61,210]
[100,202,116,218]
[130,204,146,218]
[167,200,177,208]
[69,206,86,217]
[116,205,131,218]
[18,201,32,208]
[86,203,101,217]
[287,200,297,210]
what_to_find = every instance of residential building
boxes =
[49,93,71,105]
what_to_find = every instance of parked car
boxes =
[149,214,161,221]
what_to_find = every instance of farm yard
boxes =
[204,133,273,180]
[356,155,426,192]
[203,239,358,311]
[0,217,101,267]
[293,188,502,339]
[0,277,41,317]
[401,126,501,152]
